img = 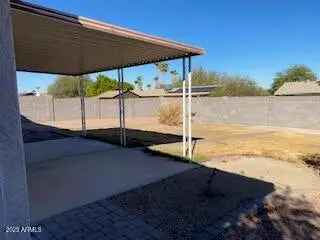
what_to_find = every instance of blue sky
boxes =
[17,0,320,92]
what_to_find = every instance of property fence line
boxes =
[19,95,320,130]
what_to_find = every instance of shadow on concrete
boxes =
[21,115,202,148]
[21,116,71,143]
[110,166,320,240]
[110,166,276,240]
[72,128,202,148]
[32,165,277,240]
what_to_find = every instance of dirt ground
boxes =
[213,157,320,239]
[51,117,320,163]
[205,156,320,212]
[45,118,320,239]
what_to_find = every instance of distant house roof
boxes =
[98,87,212,99]
[19,90,41,97]
[165,92,211,97]
[98,90,140,99]
[168,85,219,94]
[274,81,320,96]
[98,90,120,99]
[132,89,167,97]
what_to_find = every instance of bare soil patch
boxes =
[223,189,320,240]
[51,117,320,163]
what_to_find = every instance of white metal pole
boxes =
[79,76,86,136]
[182,58,186,157]
[188,59,192,159]
[118,69,123,147]
[121,68,127,147]
[182,80,186,157]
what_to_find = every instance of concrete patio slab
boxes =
[27,141,194,222]
[25,137,117,164]
[31,167,275,240]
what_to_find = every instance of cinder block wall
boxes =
[19,96,320,130]
[19,95,54,122]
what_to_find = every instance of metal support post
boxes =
[187,57,192,160]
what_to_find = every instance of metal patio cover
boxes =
[11,0,204,75]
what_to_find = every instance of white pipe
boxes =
[182,80,186,157]
[188,72,192,159]
[118,70,123,147]
[80,76,86,136]
[121,69,127,147]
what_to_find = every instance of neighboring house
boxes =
[98,88,213,99]
[158,83,173,90]
[165,85,218,97]
[168,85,218,94]
[275,81,320,96]
[98,89,167,99]
[132,89,167,98]
[98,90,140,99]
[20,90,41,97]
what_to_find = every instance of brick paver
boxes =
[30,195,262,240]
[31,199,167,240]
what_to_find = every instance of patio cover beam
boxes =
[10,0,204,75]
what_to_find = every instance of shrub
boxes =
[158,103,181,126]
[301,154,320,174]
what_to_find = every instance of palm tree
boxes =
[134,76,143,90]
[170,70,179,86]
[153,76,159,89]
[154,62,169,88]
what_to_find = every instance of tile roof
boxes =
[97,90,121,99]
[132,89,167,97]
[275,81,320,96]
[97,88,211,98]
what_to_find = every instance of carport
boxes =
[0,0,204,239]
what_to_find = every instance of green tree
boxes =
[86,74,134,97]
[192,67,220,86]
[172,67,220,87]
[47,75,92,98]
[154,62,169,88]
[167,67,267,96]
[134,76,144,90]
[270,65,317,94]
[211,76,269,97]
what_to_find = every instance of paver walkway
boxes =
[31,199,167,240]
[30,167,271,240]
[31,197,263,240]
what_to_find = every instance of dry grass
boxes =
[158,102,181,126]
[148,123,320,163]
[52,117,320,164]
